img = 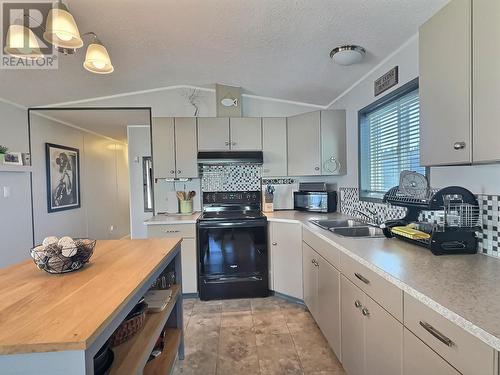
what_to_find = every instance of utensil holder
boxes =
[179,200,193,214]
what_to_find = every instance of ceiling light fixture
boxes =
[43,0,83,49]
[330,45,366,66]
[83,33,114,74]
[3,22,43,58]
[4,1,114,74]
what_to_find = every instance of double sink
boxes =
[309,219,385,238]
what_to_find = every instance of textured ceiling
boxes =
[31,109,150,143]
[1,0,448,107]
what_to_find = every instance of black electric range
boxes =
[197,191,269,300]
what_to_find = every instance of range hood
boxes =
[197,151,263,165]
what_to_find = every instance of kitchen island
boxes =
[0,238,184,375]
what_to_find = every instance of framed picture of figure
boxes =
[45,143,81,213]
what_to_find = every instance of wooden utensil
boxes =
[176,191,185,201]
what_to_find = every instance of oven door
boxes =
[197,218,268,299]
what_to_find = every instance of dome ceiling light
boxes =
[330,45,366,66]
[4,0,114,74]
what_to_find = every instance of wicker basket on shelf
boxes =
[109,301,148,347]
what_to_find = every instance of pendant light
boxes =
[83,34,114,74]
[43,0,83,49]
[3,23,43,58]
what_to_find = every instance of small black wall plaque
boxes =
[374,66,399,96]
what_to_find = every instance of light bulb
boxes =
[55,31,73,41]
[92,60,106,69]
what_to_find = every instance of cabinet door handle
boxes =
[419,321,454,347]
[177,170,182,174]
[232,141,236,146]
[170,170,175,174]
[453,142,466,150]
[354,272,370,284]
[162,229,180,233]
[361,307,370,316]
[272,242,277,246]
[354,300,362,309]
[315,166,320,171]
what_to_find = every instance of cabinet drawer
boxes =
[147,224,196,238]
[404,293,495,375]
[340,252,402,321]
[302,228,340,269]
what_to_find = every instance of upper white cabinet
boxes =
[197,117,230,151]
[269,222,303,300]
[287,110,346,176]
[262,118,287,176]
[420,0,500,165]
[472,0,500,163]
[152,117,198,179]
[152,117,176,178]
[197,117,262,151]
[174,118,198,178]
[230,118,262,150]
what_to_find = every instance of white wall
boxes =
[30,114,130,244]
[329,35,500,195]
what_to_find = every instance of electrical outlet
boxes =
[3,186,10,198]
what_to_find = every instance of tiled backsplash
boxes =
[339,187,500,257]
[201,164,261,192]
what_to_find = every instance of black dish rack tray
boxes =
[382,186,480,255]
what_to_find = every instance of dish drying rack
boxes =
[382,185,480,255]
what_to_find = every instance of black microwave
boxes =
[293,191,337,213]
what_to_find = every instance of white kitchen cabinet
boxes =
[403,328,460,375]
[197,117,230,151]
[269,222,303,299]
[151,117,198,178]
[287,110,346,176]
[341,275,365,375]
[472,0,500,163]
[302,241,341,360]
[341,275,402,375]
[419,0,472,166]
[302,242,319,319]
[316,255,341,359]
[230,118,262,150]
[174,118,198,178]
[147,224,197,294]
[152,117,176,179]
[262,117,287,176]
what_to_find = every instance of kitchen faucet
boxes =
[353,208,382,226]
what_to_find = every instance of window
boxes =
[358,78,424,201]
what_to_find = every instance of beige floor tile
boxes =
[221,311,254,328]
[251,296,283,312]
[291,329,342,373]
[221,298,252,312]
[256,333,303,375]
[192,300,223,315]
[217,326,259,375]
[253,310,289,335]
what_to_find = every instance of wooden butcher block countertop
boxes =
[0,238,181,355]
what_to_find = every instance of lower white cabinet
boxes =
[146,224,197,294]
[403,328,460,375]
[269,222,303,299]
[341,275,402,375]
[302,242,341,359]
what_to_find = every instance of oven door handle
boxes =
[203,276,263,284]
[198,219,267,229]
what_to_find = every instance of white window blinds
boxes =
[359,87,424,201]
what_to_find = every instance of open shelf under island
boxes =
[0,238,184,375]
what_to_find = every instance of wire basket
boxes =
[30,239,96,274]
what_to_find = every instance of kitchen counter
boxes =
[0,238,181,355]
[266,210,500,351]
[145,212,201,225]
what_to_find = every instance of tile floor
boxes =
[173,296,345,375]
